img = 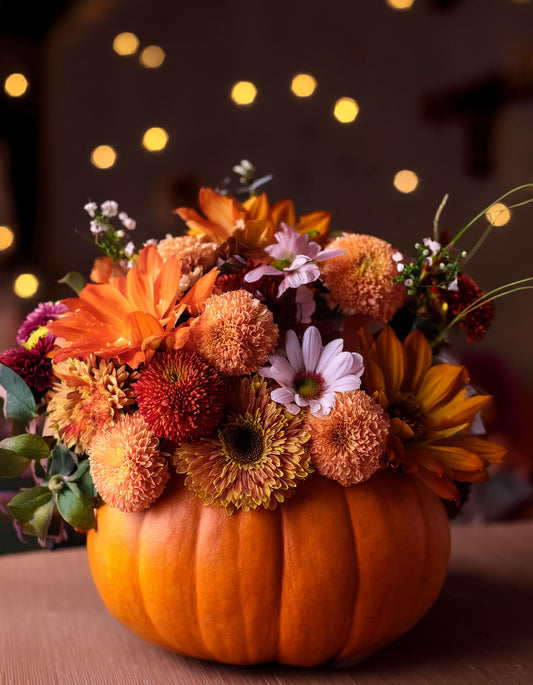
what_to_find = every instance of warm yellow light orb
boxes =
[139,45,166,68]
[231,81,257,105]
[333,97,359,123]
[486,202,511,226]
[0,225,14,250]
[291,73,317,97]
[142,127,169,151]
[387,0,415,9]
[4,73,29,97]
[393,169,419,193]
[90,145,117,169]
[14,273,39,299]
[113,32,139,56]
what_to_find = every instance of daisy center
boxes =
[388,392,427,440]
[220,417,264,466]
[294,371,325,399]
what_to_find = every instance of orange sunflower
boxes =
[48,245,218,368]
[174,187,331,258]
[358,326,506,501]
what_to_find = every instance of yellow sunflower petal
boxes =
[416,363,469,413]
[402,330,432,394]
[390,416,414,440]
[413,443,486,471]
[414,467,460,501]
[441,435,506,464]
[375,326,405,399]
[427,390,492,430]
[363,359,387,397]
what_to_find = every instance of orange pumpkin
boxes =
[87,469,450,666]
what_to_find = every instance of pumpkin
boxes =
[87,468,450,666]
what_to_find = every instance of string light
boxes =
[230,81,257,105]
[142,127,169,151]
[113,32,139,56]
[333,97,359,123]
[139,45,166,68]
[14,273,39,299]
[486,202,511,226]
[0,225,14,250]
[291,74,317,97]
[387,0,415,9]
[393,170,419,193]
[4,73,29,98]
[90,145,117,169]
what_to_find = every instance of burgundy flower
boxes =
[0,336,56,392]
[444,272,495,343]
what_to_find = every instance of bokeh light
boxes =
[0,225,14,250]
[139,45,166,68]
[486,202,511,226]
[142,127,169,151]
[393,169,419,193]
[4,73,29,97]
[90,145,117,169]
[387,0,415,9]
[291,73,317,97]
[231,81,257,105]
[14,273,39,299]
[113,32,139,56]
[333,97,359,123]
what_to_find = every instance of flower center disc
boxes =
[220,418,264,466]
[388,392,427,439]
[294,371,324,400]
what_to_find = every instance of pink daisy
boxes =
[258,325,364,416]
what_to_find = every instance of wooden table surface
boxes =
[1,521,532,685]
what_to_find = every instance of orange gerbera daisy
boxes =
[174,187,331,258]
[48,244,218,368]
[358,326,506,501]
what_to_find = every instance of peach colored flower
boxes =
[321,233,406,322]
[156,234,218,274]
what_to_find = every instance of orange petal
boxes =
[153,255,182,317]
[296,211,331,242]
[427,390,492,430]
[126,311,164,347]
[270,199,297,227]
[413,444,486,471]
[363,359,387,397]
[402,330,432,394]
[376,326,405,399]
[198,187,242,230]
[178,267,219,316]
[416,363,468,413]
[390,417,414,440]
[413,467,460,501]
[441,435,506,464]
[241,193,270,220]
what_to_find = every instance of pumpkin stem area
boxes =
[219,415,264,466]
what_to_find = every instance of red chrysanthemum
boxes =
[444,272,495,343]
[135,349,226,443]
[0,337,55,393]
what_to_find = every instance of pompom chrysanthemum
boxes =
[89,413,169,512]
[47,355,138,453]
[134,350,226,443]
[306,390,389,485]
[173,375,312,514]
[321,233,405,322]
[190,289,279,375]
[156,234,218,274]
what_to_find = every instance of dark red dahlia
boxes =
[444,272,495,343]
[0,336,56,393]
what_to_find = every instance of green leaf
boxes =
[0,433,51,461]
[0,448,32,478]
[0,364,37,422]
[57,482,95,530]
[70,460,97,498]
[49,443,76,478]
[8,486,53,523]
[58,271,85,295]
[22,498,56,540]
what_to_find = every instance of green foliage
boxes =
[0,364,37,423]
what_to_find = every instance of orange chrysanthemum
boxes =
[307,390,389,486]
[358,326,506,500]
[156,234,218,274]
[135,350,226,443]
[190,289,279,375]
[173,375,312,514]
[89,413,169,512]
[47,355,138,453]
[175,187,331,258]
[321,233,406,322]
[47,244,218,368]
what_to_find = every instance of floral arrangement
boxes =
[1,162,530,547]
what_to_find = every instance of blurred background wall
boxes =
[1,0,533,546]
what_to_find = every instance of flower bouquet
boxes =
[0,164,530,666]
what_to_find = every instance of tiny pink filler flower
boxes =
[245,222,344,296]
[259,325,364,416]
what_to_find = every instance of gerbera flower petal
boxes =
[285,329,304,371]
[416,364,469,413]
[301,326,323,372]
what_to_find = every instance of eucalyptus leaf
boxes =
[8,486,53,523]
[0,364,37,422]
[58,271,85,295]
[49,443,76,478]
[0,433,51,461]
[0,448,32,478]
[57,482,95,530]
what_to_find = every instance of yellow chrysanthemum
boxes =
[173,376,312,514]
[47,355,138,453]
[358,326,506,500]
